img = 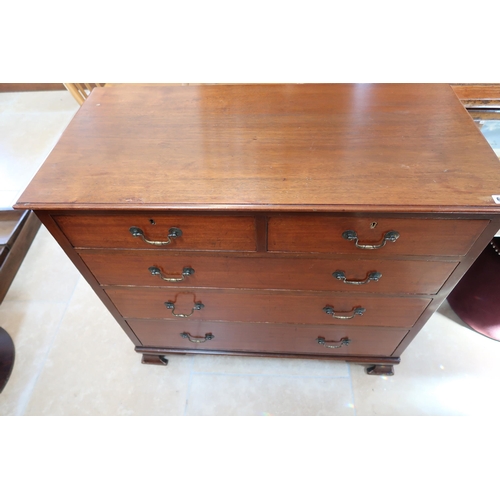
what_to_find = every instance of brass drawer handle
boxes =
[129,226,182,246]
[332,270,382,285]
[180,332,214,343]
[323,305,366,320]
[317,337,351,349]
[149,266,195,282]
[165,300,204,318]
[342,230,399,250]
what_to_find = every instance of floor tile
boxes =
[351,302,500,416]
[185,372,354,416]
[0,92,78,196]
[193,353,349,378]
[0,300,68,415]
[3,225,81,303]
[24,279,192,415]
[0,90,78,114]
[0,114,74,193]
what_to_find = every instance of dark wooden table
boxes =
[0,208,41,392]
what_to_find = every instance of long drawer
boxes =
[54,213,257,251]
[268,215,489,256]
[107,288,431,327]
[82,250,457,294]
[128,319,409,357]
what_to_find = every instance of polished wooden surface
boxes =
[451,84,500,101]
[15,84,500,375]
[135,345,400,368]
[53,213,257,250]
[80,249,457,294]
[0,83,65,92]
[15,84,500,213]
[106,287,430,327]
[0,246,8,267]
[268,215,489,256]
[127,319,409,357]
[0,211,41,304]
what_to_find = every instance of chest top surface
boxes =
[15,84,500,213]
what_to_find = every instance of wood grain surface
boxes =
[0,212,41,304]
[106,287,431,327]
[80,249,457,295]
[15,84,500,213]
[53,213,257,250]
[15,84,500,373]
[127,318,409,357]
[0,83,65,92]
[268,215,489,256]
[451,84,500,101]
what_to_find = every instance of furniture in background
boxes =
[64,84,196,105]
[15,84,500,376]
[0,209,41,392]
[448,238,500,341]
[0,327,15,393]
[0,84,66,92]
[451,84,500,109]
[447,84,500,340]
[63,83,103,105]
[63,84,258,104]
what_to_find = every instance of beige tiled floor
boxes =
[1,90,500,416]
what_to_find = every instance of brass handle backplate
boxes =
[180,332,214,343]
[333,270,382,285]
[149,266,195,282]
[165,300,204,318]
[129,226,182,246]
[342,230,399,250]
[316,337,351,349]
[323,305,366,320]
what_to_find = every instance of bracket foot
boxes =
[141,354,169,366]
[366,364,395,376]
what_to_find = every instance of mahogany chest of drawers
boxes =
[15,84,500,375]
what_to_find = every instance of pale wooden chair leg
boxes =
[63,83,85,105]
[64,83,104,105]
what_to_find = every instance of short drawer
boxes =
[82,250,457,295]
[107,288,431,328]
[128,319,409,357]
[268,215,489,256]
[53,213,257,251]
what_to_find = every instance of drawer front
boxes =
[107,288,431,327]
[82,250,457,295]
[128,319,408,357]
[268,216,489,256]
[54,213,257,251]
